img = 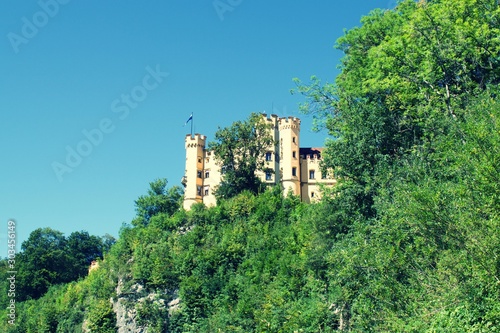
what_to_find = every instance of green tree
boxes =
[15,228,112,302]
[294,0,500,220]
[16,228,73,301]
[86,299,116,333]
[67,231,106,278]
[208,112,275,200]
[292,0,500,330]
[101,233,117,252]
[134,178,183,225]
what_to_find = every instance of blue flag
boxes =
[184,113,193,126]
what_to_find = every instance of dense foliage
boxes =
[0,260,116,333]
[2,0,500,331]
[2,187,341,332]
[294,0,500,222]
[134,178,183,226]
[0,228,114,304]
[291,0,500,330]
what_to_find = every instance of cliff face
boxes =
[112,280,149,333]
[80,279,173,332]
[110,279,178,333]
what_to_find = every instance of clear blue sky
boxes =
[0,0,396,256]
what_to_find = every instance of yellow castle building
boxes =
[182,114,336,210]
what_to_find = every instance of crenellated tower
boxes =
[183,134,206,210]
[278,116,301,196]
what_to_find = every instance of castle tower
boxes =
[183,134,206,210]
[278,117,301,196]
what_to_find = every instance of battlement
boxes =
[185,133,206,148]
[185,133,206,141]
[278,116,301,130]
[261,113,279,126]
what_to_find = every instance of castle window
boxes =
[292,137,296,144]
[292,151,296,159]
[311,192,315,198]
[205,171,210,179]
[321,172,327,179]
[292,167,297,177]
[198,156,202,163]
[266,172,272,181]
[265,152,272,161]
[197,186,202,196]
[309,170,315,179]
[197,170,202,178]
[204,186,209,196]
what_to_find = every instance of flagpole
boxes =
[191,112,193,137]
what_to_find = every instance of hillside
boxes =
[2,0,500,331]
[1,188,342,332]
[2,144,500,331]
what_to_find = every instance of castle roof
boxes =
[300,147,323,159]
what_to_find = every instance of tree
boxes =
[15,228,111,301]
[208,112,275,200]
[294,0,500,220]
[134,178,183,226]
[86,299,117,333]
[101,233,117,252]
[16,228,73,301]
[290,1,500,330]
[67,231,106,278]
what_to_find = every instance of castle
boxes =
[182,114,336,210]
